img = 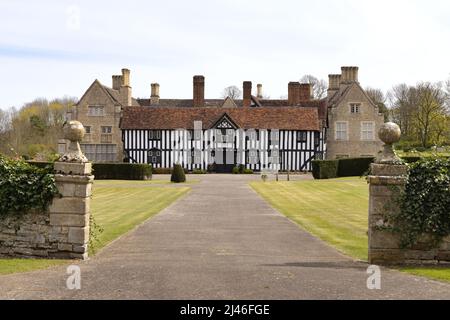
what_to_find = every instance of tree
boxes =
[221,86,242,100]
[365,87,389,121]
[300,75,328,99]
[388,84,419,140]
[414,82,447,147]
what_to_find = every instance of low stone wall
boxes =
[0,161,93,260]
[368,163,450,264]
[0,209,54,258]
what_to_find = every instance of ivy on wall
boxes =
[386,158,450,248]
[0,155,58,216]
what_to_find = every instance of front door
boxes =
[215,148,235,173]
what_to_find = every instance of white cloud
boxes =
[0,0,449,108]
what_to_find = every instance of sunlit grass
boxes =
[0,181,190,275]
[251,177,369,260]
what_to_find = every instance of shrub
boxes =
[243,168,254,174]
[238,164,245,174]
[232,166,239,174]
[192,168,207,174]
[152,167,172,174]
[92,163,152,180]
[337,157,375,177]
[311,160,338,179]
[171,164,186,183]
[206,163,216,173]
[0,155,58,216]
[400,156,422,164]
[415,146,427,152]
[386,157,450,248]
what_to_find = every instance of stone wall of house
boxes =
[327,84,384,159]
[72,81,123,162]
[368,163,450,264]
[0,162,93,260]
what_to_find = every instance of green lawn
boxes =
[251,177,369,260]
[250,177,450,283]
[0,180,190,275]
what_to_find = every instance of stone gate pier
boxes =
[368,122,450,264]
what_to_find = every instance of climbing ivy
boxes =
[385,157,450,248]
[0,155,58,216]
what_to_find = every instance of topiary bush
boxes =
[0,155,58,216]
[337,157,375,177]
[171,164,186,183]
[385,157,450,248]
[311,160,338,179]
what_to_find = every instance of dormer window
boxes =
[350,103,361,114]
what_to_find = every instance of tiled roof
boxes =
[136,99,233,108]
[103,85,140,106]
[121,106,320,131]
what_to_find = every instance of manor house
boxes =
[68,66,384,172]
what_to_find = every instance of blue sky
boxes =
[1,0,450,109]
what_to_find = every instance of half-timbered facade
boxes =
[121,106,326,172]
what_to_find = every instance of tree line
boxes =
[0,97,77,160]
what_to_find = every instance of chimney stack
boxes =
[299,83,312,101]
[328,74,341,91]
[243,81,252,107]
[119,68,132,106]
[257,84,263,99]
[288,82,300,105]
[340,66,359,84]
[151,83,160,105]
[112,75,122,90]
[193,75,205,107]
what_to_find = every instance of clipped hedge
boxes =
[337,157,375,177]
[27,161,152,180]
[312,160,339,179]
[93,163,152,180]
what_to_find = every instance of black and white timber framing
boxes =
[123,120,326,172]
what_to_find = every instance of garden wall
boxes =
[0,162,93,259]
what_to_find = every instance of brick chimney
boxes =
[288,82,300,105]
[299,83,312,101]
[112,75,122,90]
[151,83,160,105]
[193,75,205,107]
[257,84,263,99]
[341,66,359,84]
[119,68,132,106]
[243,81,252,107]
